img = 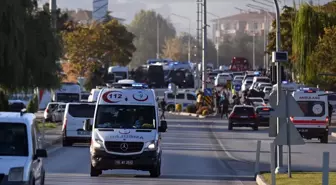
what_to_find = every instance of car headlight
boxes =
[144,140,158,151]
[8,167,24,181]
[92,137,104,150]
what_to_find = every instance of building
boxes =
[65,9,125,24]
[211,10,275,43]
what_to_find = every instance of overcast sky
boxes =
[40,0,331,37]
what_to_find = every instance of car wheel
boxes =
[320,132,328,143]
[90,163,102,177]
[167,105,175,112]
[40,169,45,185]
[149,161,161,177]
[51,115,55,123]
[228,122,233,130]
[62,138,72,147]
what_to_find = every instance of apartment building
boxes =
[212,10,275,43]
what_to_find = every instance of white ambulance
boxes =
[292,88,329,143]
[83,83,167,177]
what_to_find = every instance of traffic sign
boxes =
[234,84,241,91]
[204,88,212,96]
[270,91,304,118]
[273,120,305,145]
[269,91,284,107]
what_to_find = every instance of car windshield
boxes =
[56,93,80,102]
[0,123,28,156]
[95,105,156,129]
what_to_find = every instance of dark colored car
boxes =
[147,65,165,88]
[255,106,274,126]
[228,105,259,130]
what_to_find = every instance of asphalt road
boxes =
[43,114,256,185]
[208,117,336,173]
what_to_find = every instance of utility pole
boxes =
[50,0,57,29]
[273,0,285,174]
[201,0,207,91]
[253,33,256,70]
[196,0,203,89]
[156,16,160,59]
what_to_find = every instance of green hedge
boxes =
[27,94,38,113]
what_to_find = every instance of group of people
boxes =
[216,88,255,119]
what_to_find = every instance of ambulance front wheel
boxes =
[320,132,328,144]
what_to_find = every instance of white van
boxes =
[0,110,47,184]
[62,102,96,146]
[292,88,329,143]
[88,87,104,102]
[164,90,197,111]
[83,83,167,177]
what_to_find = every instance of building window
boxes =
[254,22,258,30]
[225,23,230,30]
[221,23,225,30]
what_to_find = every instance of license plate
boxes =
[77,131,90,135]
[262,115,270,118]
[240,116,248,118]
[298,129,308,133]
[115,160,133,165]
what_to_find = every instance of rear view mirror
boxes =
[159,120,167,132]
[35,149,47,159]
[83,119,92,131]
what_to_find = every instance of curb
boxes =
[168,111,207,118]
[256,174,269,185]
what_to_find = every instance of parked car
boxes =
[44,102,65,122]
[50,104,66,122]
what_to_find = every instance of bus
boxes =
[52,82,81,102]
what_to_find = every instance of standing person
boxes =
[328,102,333,125]
[220,92,229,119]
[160,98,167,120]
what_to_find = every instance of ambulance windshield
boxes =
[297,101,325,117]
[95,105,156,129]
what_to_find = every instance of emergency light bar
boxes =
[282,81,288,84]
[298,87,316,93]
[132,83,148,88]
[254,71,260,75]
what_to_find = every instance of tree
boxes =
[43,3,69,32]
[292,2,336,83]
[62,19,136,86]
[129,10,176,67]
[162,37,184,61]
[0,0,62,92]
[308,26,336,89]
[267,6,296,71]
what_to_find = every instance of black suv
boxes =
[255,106,274,127]
[228,105,259,130]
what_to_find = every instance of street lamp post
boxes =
[156,16,160,59]
[246,4,274,69]
[252,32,256,70]
[207,12,220,68]
[171,13,191,62]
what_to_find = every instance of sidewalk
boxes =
[41,124,62,148]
